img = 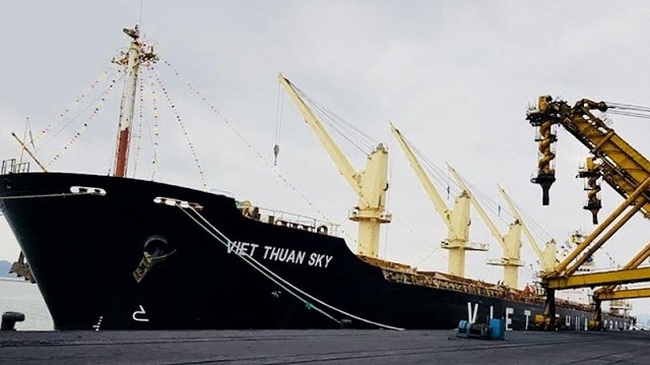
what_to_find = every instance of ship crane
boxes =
[497,185,557,275]
[279,74,391,258]
[389,123,487,277]
[527,95,650,330]
[448,165,523,289]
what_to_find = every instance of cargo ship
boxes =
[0,26,633,331]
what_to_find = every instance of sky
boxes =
[1,1,650,315]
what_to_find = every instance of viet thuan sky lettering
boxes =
[1,1,650,315]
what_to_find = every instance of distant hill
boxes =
[0,260,12,278]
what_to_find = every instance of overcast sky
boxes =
[2,1,650,314]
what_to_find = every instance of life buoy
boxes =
[316,225,328,235]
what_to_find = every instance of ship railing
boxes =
[380,268,612,311]
[358,255,417,274]
[383,268,606,316]
[1,159,30,175]
[209,188,234,197]
[237,201,339,236]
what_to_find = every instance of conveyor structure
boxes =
[527,96,650,330]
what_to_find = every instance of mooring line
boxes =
[0,192,97,200]
[180,205,404,331]
[177,206,341,326]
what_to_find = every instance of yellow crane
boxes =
[497,185,557,275]
[389,122,487,277]
[448,165,523,288]
[279,74,391,258]
[594,242,650,301]
[527,95,650,329]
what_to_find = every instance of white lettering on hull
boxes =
[524,310,531,330]
[505,307,514,331]
[132,305,149,322]
[461,303,631,331]
[227,241,332,268]
[467,302,479,323]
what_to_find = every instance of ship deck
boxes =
[1,329,649,364]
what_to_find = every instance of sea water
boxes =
[0,279,53,330]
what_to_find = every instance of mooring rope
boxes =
[177,206,341,326]
[0,192,98,200]
[179,205,405,331]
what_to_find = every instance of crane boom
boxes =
[448,164,523,288]
[390,122,487,277]
[529,96,650,216]
[448,165,506,250]
[593,241,650,299]
[278,74,361,198]
[279,74,391,258]
[389,122,452,227]
[497,185,541,256]
[529,96,650,276]
[498,184,557,274]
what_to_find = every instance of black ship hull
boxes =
[0,172,632,331]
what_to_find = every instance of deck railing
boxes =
[237,201,339,236]
[1,159,30,175]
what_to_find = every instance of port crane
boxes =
[447,165,523,288]
[390,123,487,277]
[279,74,391,258]
[528,95,650,329]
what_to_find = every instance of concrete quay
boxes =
[1,329,649,364]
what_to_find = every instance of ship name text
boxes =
[467,302,521,331]
[227,241,333,268]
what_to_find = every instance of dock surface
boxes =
[1,329,649,364]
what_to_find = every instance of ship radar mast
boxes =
[112,25,158,177]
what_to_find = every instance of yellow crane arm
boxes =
[279,73,390,258]
[553,176,650,276]
[497,185,544,259]
[546,266,650,290]
[596,287,650,301]
[530,96,650,215]
[448,164,506,251]
[498,184,557,274]
[594,241,650,296]
[389,122,452,228]
[278,73,362,199]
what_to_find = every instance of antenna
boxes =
[139,0,145,31]
[19,117,30,164]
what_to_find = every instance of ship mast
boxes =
[113,25,157,177]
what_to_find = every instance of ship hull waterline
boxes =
[0,172,632,331]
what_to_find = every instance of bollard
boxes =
[1,312,26,330]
